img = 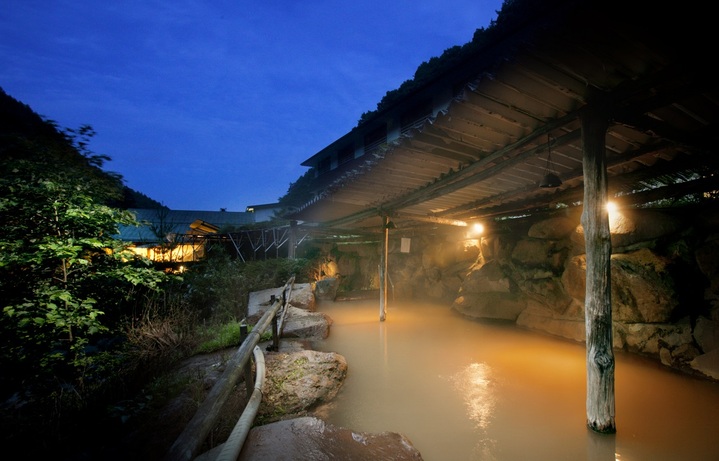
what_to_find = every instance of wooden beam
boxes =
[319,112,581,229]
[396,212,468,227]
[580,95,616,434]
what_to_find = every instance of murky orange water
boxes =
[311,299,719,461]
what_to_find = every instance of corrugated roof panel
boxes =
[289,0,717,235]
[114,209,255,242]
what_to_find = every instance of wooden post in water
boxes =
[379,215,389,321]
[581,97,616,433]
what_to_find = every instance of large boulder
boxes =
[690,349,719,380]
[608,209,683,250]
[193,344,395,461]
[236,417,423,461]
[461,260,511,293]
[516,302,586,342]
[288,283,316,311]
[527,215,577,240]
[452,292,526,321]
[515,277,574,315]
[247,285,330,339]
[614,316,694,356]
[610,248,679,323]
[257,349,347,424]
[694,316,719,353]
[281,306,332,339]
[695,237,719,302]
[572,209,682,252]
[314,277,340,301]
[511,238,569,273]
[563,248,679,323]
[247,287,285,320]
[453,260,526,321]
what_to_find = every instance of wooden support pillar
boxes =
[288,220,297,259]
[581,97,616,433]
[379,215,389,321]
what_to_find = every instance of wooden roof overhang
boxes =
[292,0,718,238]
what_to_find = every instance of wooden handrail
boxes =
[214,345,266,461]
[164,276,295,461]
[276,280,294,337]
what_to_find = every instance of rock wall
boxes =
[302,206,719,381]
[308,231,477,302]
[452,207,719,381]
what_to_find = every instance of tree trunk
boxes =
[581,99,616,433]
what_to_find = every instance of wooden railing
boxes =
[164,276,295,461]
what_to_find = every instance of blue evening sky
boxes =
[1,0,503,211]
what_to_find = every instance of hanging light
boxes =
[539,134,562,188]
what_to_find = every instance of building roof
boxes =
[291,0,717,236]
[246,203,281,211]
[115,208,255,243]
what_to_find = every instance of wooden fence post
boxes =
[240,323,252,398]
[271,311,279,352]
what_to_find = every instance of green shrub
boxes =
[182,247,313,322]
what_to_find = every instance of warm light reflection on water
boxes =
[449,363,494,430]
[312,299,719,461]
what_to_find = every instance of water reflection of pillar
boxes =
[379,321,388,377]
[585,429,616,461]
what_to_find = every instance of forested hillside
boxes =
[0,87,164,209]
